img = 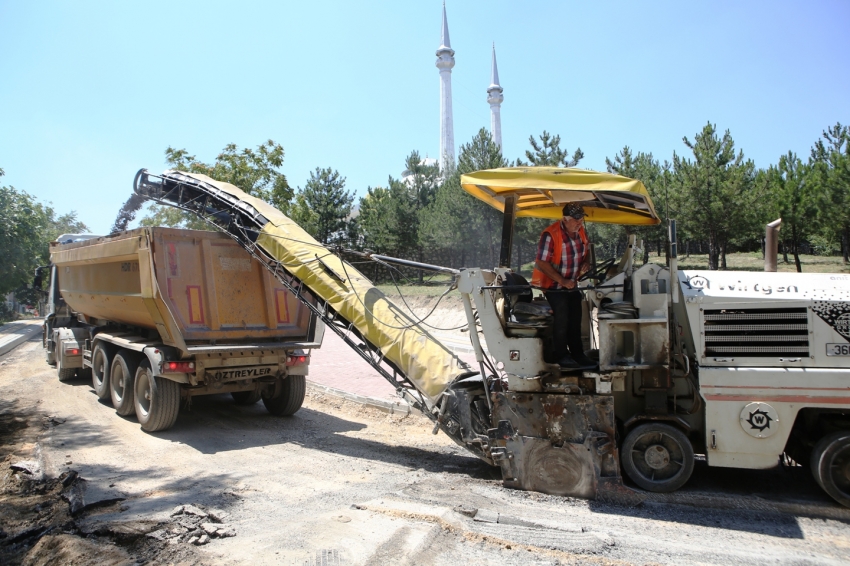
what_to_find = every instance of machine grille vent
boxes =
[703,308,809,357]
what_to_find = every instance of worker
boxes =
[531,202,595,370]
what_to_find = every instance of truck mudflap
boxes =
[488,393,634,501]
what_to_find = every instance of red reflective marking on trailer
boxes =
[187,285,205,324]
[274,289,290,324]
[167,242,179,276]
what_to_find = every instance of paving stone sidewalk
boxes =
[0,319,43,356]
[307,329,477,410]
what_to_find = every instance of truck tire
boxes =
[57,364,76,382]
[621,423,694,493]
[262,376,306,416]
[232,390,262,405]
[811,430,850,508]
[134,362,181,432]
[45,325,55,366]
[91,343,112,402]
[110,352,139,416]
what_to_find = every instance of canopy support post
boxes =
[499,196,517,268]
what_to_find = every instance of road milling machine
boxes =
[132,167,850,507]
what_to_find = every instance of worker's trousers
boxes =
[543,290,584,362]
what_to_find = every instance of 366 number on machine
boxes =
[826,343,850,356]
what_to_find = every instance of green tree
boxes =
[0,169,89,303]
[421,128,507,267]
[517,131,584,167]
[358,186,400,255]
[765,153,814,272]
[359,151,441,273]
[603,146,670,262]
[671,123,756,270]
[290,167,354,245]
[509,131,586,271]
[0,175,49,297]
[810,123,850,262]
[140,140,292,229]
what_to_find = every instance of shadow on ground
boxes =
[148,393,496,480]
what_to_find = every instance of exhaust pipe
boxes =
[765,219,782,272]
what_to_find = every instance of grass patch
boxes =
[670,252,849,273]
[376,252,849,296]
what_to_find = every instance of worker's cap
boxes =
[562,203,586,219]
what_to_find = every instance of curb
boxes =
[306,380,411,416]
[0,323,43,357]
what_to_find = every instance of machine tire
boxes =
[91,343,113,401]
[134,362,181,432]
[262,375,306,416]
[810,430,850,507]
[110,352,139,416]
[232,390,262,405]
[621,423,695,493]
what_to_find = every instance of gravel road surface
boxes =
[2,336,849,565]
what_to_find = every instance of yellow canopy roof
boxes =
[460,167,661,225]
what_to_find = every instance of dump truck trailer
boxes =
[42,227,323,431]
[132,167,850,507]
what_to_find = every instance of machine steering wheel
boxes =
[579,257,617,283]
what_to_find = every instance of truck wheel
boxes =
[134,362,181,432]
[232,390,262,405]
[262,376,306,416]
[811,430,850,507]
[45,327,55,366]
[57,364,76,382]
[621,423,694,493]
[110,352,139,416]
[91,343,112,402]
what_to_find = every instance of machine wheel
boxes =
[110,352,139,416]
[134,362,181,432]
[91,343,113,401]
[621,423,695,493]
[811,430,850,507]
[232,390,262,405]
[262,376,306,416]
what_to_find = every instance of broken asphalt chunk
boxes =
[181,504,208,518]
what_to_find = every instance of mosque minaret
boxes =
[435,3,456,172]
[487,44,504,150]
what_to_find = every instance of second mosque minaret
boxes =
[487,44,504,151]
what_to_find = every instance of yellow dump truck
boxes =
[41,227,323,432]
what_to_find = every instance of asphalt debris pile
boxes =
[146,504,236,546]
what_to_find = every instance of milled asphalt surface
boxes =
[2,330,850,564]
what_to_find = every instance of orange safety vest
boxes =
[531,221,588,289]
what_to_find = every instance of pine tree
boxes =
[671,123,756,270]
[290,167,354,245]
[810,123,850,262]
[517,131,584,167]
[766,153,814,272]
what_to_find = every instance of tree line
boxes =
[142,121,848,276]
[0,168,88,320]
[2,119,845,320]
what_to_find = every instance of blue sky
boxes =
[1,1,848,234]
